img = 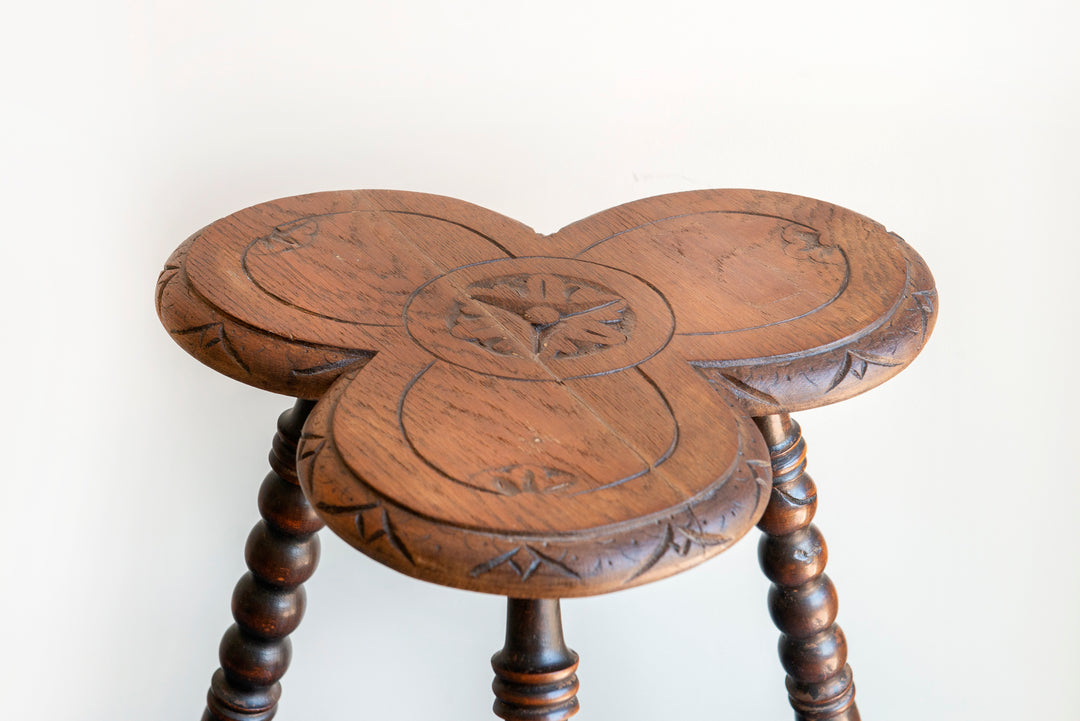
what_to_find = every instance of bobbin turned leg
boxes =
[491,599,580,721]
[754,414,860,721]
[203,400,325,721]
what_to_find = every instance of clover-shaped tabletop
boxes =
[157,189,937,597]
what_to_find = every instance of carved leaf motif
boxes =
[712,370,781,408]
[540,299,627,359]
[170,322,250,373]
[155,264,179,309]
[825,350,902,393]
[625,522,733,583]
[255,219,320,253]
[826,352,853,392]
[469,464,577,496]
[745,458,773,491]
[781,224,840,264]
[469,545,581,580]
[470,274,617,315]
[677,526,733,547]
[450,298,533,356]
[626,524,676,582]
[910,288,936,341]
[298,432,325,462]
[451,274,629,359]
[292,351,374,377]
[313,499,415,565]
[375,507,416,565]
[297,432,326,485]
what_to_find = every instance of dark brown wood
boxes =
[157,189,938,714]
[491,599,579,721]
[156,190,937,412]
[157,190,938,596]
[203,400,324,721]
[297,356,769,597]
[755,414,859,721]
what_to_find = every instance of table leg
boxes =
[203,400,325,721]
[754,414,860,721]
[491,598,580,721]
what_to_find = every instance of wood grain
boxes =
[158,189,937,597]
[298,361,770,597]
[157,189,937,412]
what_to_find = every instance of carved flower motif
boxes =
[450,273,629,360]
[781,224,841,265]
[468,464,577,496]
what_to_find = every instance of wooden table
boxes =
[157,189,937,720]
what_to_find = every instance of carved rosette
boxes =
[159,190,937,411]
[404,257,673,381]
[159,189,937,596]
[450,272,631,360]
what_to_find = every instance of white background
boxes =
[2,1,1077,719]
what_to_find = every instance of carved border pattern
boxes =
[156,235,376,398]
[161,198,935,411]
[297,379,771,597]
[691,243,937,414]
[163,192,937,594]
